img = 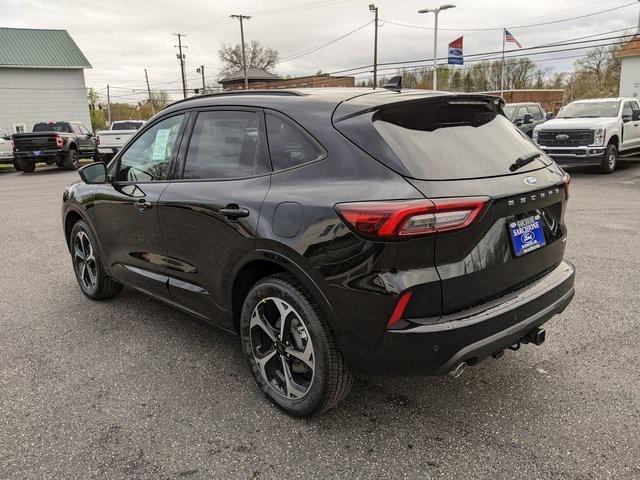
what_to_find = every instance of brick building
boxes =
[219,67,354,91]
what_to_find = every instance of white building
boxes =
[618,35,640,99]
[0,27,92,134]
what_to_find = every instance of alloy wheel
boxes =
[249,297,315,399]
[74,231,97,290]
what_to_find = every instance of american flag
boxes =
[504,29,522,48]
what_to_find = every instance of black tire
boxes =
[65,147,79,170]
[12,159,22,172]
[599,143,617,174]
[240,274,353,417]
[18,159,35,173]
[69,220,122,300]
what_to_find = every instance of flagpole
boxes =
[500,28,505,98]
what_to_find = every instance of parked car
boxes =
[62,87,575,416]
[533,97,640,173]
[503,102,550,137]
[0,127,14,168]
[13,121,96,173]
[95,120,145,162]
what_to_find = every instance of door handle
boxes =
[135,199,152,212]
[219,204,249,219]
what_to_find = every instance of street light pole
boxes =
[418,4,455,91]
[369,4,379,88]
[231,14,251,90]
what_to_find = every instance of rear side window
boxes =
[182,110,269,180]
[265,113,323,171]
[335,98,549,180]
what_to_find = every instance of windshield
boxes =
[33,122,71,133]
[503,105,516,120]
[111,121,143,130]
[557,101,620,118]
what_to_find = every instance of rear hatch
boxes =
[97,131,135,148]
[334,92,569,313]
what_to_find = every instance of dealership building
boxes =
[0,27,92,134]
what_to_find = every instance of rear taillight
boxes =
[55,135,64,148]
[335,197,488,240]
[563,172,571,200]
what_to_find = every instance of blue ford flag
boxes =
[448,36,464,65]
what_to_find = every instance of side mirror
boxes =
[2,135,9,141]
[623,114,632,123]
[523,113,534,124]
[633,111,640,121]
[79,162,107,184]
[545,112,554,120]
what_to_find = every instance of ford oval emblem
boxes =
[524,176,538,185]
[556,134,570,140]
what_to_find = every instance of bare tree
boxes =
[218,41,279,75]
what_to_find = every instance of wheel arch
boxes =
[64,208,84,251]
[608,134,619,148]
[229,250,337,333]
[68,142,78,151]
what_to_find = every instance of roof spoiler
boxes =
[382,76,402,92]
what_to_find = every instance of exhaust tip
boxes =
[448,361,467,378]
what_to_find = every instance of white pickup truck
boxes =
[533,97,640,173]
[95,120,145,161]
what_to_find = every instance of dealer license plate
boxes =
[509,214,546,257]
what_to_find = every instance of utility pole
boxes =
[230,14,251,90]
[369,4,379,88]
[173,33,187,98]
[144,69,154,114]
[197,65,206,95]
[500,29,506,98]
[106,84,111,126]
[418,4,456,91]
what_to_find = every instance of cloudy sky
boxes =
[3,0,637,102]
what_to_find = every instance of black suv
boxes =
[62,88,575,416]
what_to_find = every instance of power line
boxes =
[379,1,637,32]
[278,20,373,63]
[323,30,636,76]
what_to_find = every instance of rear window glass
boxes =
[33,122,71,133]
[337,98,549,180]
[111,121,143,130]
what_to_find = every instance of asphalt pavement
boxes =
[0,161,638,479]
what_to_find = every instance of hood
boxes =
[536,117,616,130]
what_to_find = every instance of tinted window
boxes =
[116,114,185,182]
[515,107,528,120]
[622,102,633,121]
[632,100,640,112]
[337,98,549,181]
[33,122,72,133]
[527,105,543,120]
[78,124,91,135]
[266,113,322,171]
[182,110,268,179]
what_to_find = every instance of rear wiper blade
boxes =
[510,152,542,172]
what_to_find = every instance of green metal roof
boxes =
[0,28,91,69]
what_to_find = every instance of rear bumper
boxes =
[97,147,120,154]
[539,145,604,166]
[342,260,575,375]
[13,150,64,162]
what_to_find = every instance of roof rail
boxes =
[167,89,305,108]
